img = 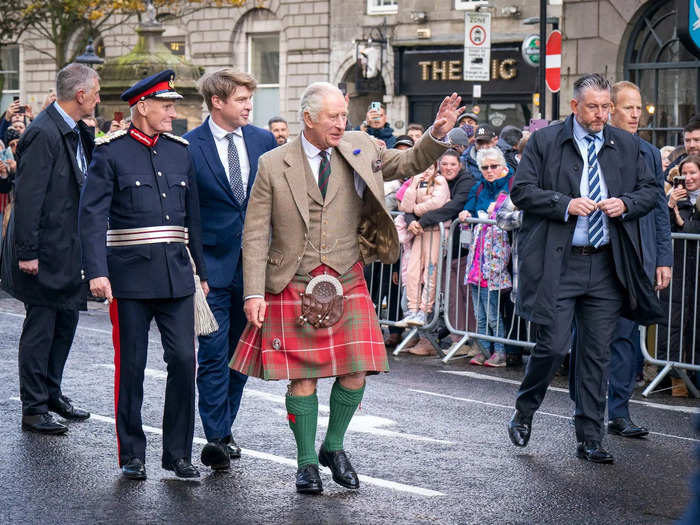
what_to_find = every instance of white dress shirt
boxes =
[300,131,366,197]
[208,116,250,196]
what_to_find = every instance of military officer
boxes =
[79,70,207,480]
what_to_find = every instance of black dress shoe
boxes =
[164,458,200,478]
[48,395,90,420]
[318,445,360,489]
[295,464,323,494]
[507,411,532,447]
[22,413,68,435]
[576,441,614,464]
[122,458,147,480]
[608,417,649,438]
[201,441,230,471]
[224,435,241,459]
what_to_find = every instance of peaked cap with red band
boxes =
[120,69,183,107]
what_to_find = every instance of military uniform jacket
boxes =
[79,128,207,299]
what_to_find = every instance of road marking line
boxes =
[96,364,454,445]
[410,389,700,443]
[7,397,444,497]
[440,370,700,415]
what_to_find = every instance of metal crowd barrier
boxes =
[441,218,535,364]
[640,232,700,398]
[365,215,446,356]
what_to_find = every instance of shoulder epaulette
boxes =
[162,132,189,146]
[95,129,127,146]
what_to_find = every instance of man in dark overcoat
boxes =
[2,63,99,434]
[507,73,659,464]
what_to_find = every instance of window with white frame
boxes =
[0,45,20,113]
[248,33,280,128]
[367,0,398,15]
[455,0,489,10]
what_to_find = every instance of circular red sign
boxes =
[469,25,487,46]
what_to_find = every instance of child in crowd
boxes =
[397,162,450,327]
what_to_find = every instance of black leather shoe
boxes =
[508,411,531,447]
[48,395,90,420]
[318,445,360,489]
[295,464,323,494]
[21,413,68,435]
[164,458,200,478]
[224,436,241,459]
[576,441,614,464]
[607,417,649,438]
[201,441,230,471]
[122,458,147,480]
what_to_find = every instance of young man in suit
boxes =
[184,69,277,470]
[507,74,660,464]
[231,82,463,493]
[4,63,98,434]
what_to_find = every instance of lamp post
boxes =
[75,38,104,68]
[523,16,560,121]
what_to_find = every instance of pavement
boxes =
[0,293,697,524]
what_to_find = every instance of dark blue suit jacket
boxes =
[638,138,673,281]
[184,118,276,288]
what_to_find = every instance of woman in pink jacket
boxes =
[397,162,450,327]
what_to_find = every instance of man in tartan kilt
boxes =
[231,82,464,494]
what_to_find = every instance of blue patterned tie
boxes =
[585,134,604,248]
[226,132,246,204]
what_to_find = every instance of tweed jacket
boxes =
[242,129,448,297]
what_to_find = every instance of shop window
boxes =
[367,0,397,15]
[624,1,700,147]
[165,40,186,57]
[0,45,20,113]
[249,33,280,128]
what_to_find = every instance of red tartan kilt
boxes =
[230,261,389,380]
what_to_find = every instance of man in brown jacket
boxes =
[230,82,463,494]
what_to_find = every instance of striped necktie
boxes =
[318,150,331,199]
[73,126,87,179]
[585,134,604,248]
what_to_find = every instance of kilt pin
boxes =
[230,122,449,493]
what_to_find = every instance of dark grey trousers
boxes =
[515,248,624,442]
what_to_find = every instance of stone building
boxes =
[1,0,698,146]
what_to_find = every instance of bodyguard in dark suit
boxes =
[2,63,99,434]
[80,70,207,480]
[184,69,276,470]
[569,81,672,439]
[507,74,659,464]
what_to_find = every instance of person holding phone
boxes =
[357,101,397,148]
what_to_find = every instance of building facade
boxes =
[2,0,698,146]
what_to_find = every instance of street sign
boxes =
[545,30,562,93]
[463,12,491,82]
[521,34,540,67]
[677,0,700,58]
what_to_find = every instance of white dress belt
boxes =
[106,226,188,246]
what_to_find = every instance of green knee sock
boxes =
[285,392,319,467]
[323,380,365,452]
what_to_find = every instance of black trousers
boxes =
[18,304,79,415]
[111,295,195,468]
[515,249,623,442]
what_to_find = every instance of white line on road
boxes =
[8,397,444,497]
[410,389,700,443]
[440,370,700,415]
[96,364,454,445]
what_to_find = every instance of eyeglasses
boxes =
[480,164,501,171]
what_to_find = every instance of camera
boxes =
[673,175,687,188]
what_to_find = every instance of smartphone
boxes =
[17,106,25,114]
[673,175,687,188]
[114,111,123,122]
[337,82,347,96]
[12,96,19,102]
[370,101,381,112]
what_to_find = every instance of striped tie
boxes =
[318,150,331,199]
[585,134,604,248]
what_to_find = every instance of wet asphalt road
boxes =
[0,294,698,525]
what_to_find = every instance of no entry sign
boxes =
[545,30,562,93]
